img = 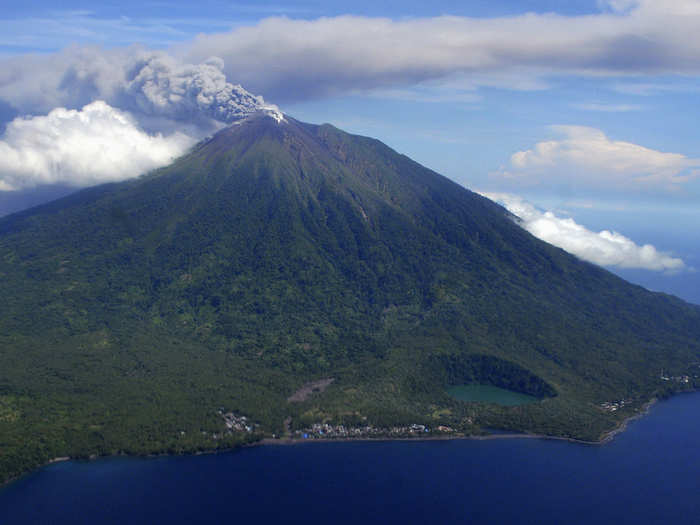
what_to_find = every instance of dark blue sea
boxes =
[2,392,700,525]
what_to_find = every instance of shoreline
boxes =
[598,397,658,444]
[0,394,676,490]
[255,396,662,448]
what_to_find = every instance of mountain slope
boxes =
[1,114,699,482]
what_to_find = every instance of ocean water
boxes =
[2,392,700,525]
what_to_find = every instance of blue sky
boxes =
[1,0,700,303]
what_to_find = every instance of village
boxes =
[292,422,456,440]
[214,408,460,441]
[599,369,699,413]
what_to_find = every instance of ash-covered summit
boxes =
[0,114,699,483]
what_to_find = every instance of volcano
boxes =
[1,113,699,481]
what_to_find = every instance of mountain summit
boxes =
[1,114,699,481]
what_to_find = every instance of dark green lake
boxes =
[447,384,539,405]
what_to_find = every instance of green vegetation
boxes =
[446,385,539,406]
[1,114,699,484]
[429,353,557,398]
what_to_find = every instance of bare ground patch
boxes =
[287,378,334,403]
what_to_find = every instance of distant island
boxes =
[1,113,699,485]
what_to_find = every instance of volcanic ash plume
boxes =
[121,54,283,124]
[0,48,283,131]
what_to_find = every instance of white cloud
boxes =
[0,101,195,191]
[481,192,685,272]
[178,0,700,101]
[498,126,700,193]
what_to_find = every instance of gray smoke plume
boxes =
[0,46,281,133]
[119,53,281,124]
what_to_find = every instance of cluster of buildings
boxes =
[660,373,691,384]
[218,410,257,433]
[293,422,456,439]
[599,399,631,412]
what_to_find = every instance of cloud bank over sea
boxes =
[481,192,686,273]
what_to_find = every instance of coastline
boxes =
[598,397,658,444]
[0,394,672,490]
[256,397,662,448]
[257,429,600,448]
